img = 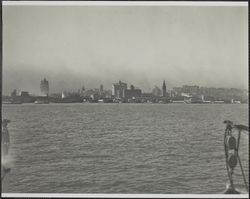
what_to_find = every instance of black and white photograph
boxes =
[1,1,249,198]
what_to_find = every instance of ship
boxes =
[2,100,23,104]
[34,100,50,104]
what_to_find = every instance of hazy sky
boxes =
[2,5,248,95]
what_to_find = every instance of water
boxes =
[1,103,249,193]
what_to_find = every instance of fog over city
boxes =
[2,5,248,95]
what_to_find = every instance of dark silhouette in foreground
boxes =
[1,119,11,180]
[223,120,249,194]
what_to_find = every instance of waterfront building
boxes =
[162,80,166,97]
[40,78,49,96]
[99,85,105,98]
[170,90,175,98]
[139,93,154,103]
[124,85,142,100]
[10,89,17,98]
[60,91,82,103]
[152,86,162,96]
[141,93,154,98]
[79,86,86,97]
[20,91,30,97]
[83,89,95,97]
[182,85,199,96]
[171,96,186,103]
[91,93,99,101]
[172,87,183,97]
[19,91,35,103]
[112,80,127,98]
[198,87,247,102]
[50,93,61,99]
[103,90,112,98]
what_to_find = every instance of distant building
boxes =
[20,91,30,97]
[91,93,99,101]
[79,86,86,97]
[141,93,153,97]
[60,91,82,102]
[10,89,17,97]
[152,86,161,96]
[112,80,127,98]
[137,93,155,103]
[103,90,112,98]
[40,78,49,96]
[182,85,199,96]
[83,89,95,97]
[162,80,167,97]
[170,90,175,98]
[172,87,182,97]
[171,96,186,103]
[19,91,35,103]
[100,84,104,93]
[124,84,142,100]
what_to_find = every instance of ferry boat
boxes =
[2,100,23,104]
[34,100,50,104]
[2,101,12,104]
[98,99,104,103]
[171,100,185,103]
[213,100,225,104]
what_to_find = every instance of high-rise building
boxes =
[100,84,104,92]
[112,80,127,98]
[162,80,166,97]
[40,78,49,96]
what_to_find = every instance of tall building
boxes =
[112,80,127,98]
[162,80,166,97]
[40,78,49,96]
[100,84,104,92]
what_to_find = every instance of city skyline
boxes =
[2,4,248,95]
[3,77,248,97]
[3,77,248,104]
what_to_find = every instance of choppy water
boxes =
[1,103,249,193]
